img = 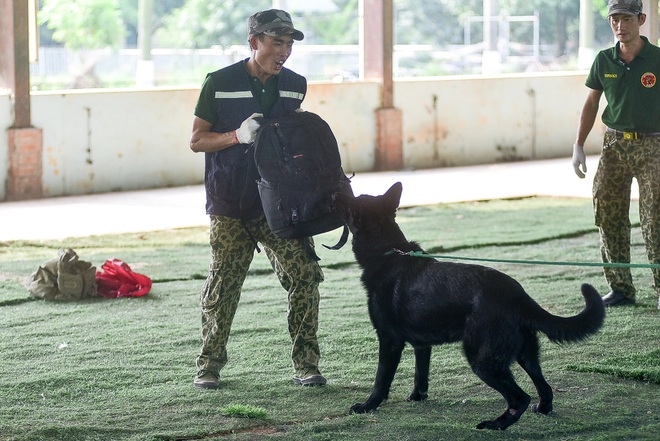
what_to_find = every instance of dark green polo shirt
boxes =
[195,66,280,124]
[586,36,660,132]
[248,74,279,117]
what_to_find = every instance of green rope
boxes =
[389,249,660,269]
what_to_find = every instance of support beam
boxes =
[1,0,31,127]
[482,0,501,74]
[381,0,394,109]
[361,0,403,170]
[6,127,43,201]
[1,0,43,200]
[136,0,155,87]
[0,0,12,90]
[360,0,383,81]
[641,0,659,44]
[578,0,596,69]
[375,107,403,170]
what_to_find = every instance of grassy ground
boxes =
[1,197,658,441]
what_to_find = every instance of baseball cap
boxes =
[607,0,643,16]
[248,9,304,41]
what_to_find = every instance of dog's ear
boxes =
[383,182,403,210]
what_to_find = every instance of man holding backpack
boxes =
[189,9,326,389]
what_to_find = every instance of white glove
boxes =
[572,143,587,178]
[235,113,263,144]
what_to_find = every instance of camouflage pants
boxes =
[195,214,324,377]
[593,132,660,298]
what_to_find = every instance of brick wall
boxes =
[6,127,43,200]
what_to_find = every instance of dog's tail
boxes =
[530,283,605,344]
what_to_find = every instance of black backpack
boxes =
[252,111,353,248]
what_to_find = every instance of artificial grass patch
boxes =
[219,404,269,419]
[567,349,660,384]
[1,197,658,441]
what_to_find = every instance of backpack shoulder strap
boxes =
[322,225,350,251]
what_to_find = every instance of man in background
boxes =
[572,0,660,308]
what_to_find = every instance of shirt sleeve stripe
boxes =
[279,91,305,100]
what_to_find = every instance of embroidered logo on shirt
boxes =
[641,72,656,88]
[604,73,618,78]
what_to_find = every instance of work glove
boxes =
[572,143,587,178]
[235,113,263,144]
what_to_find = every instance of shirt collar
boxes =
[614,35,650,62]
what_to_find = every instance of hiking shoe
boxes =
[193,371,219,389]
[292,371,327,386]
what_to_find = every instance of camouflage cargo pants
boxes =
[195,214,324,377]
[593,132,660,299]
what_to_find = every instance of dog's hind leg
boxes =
[350,336,405,414]
[517,329,553,414]
[407,345,431,402]
[471,364,531,431]
[465,332,530,430]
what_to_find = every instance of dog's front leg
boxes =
[407,345,431,402]
[350,336,405,414]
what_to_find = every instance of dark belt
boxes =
[606,127,660,140]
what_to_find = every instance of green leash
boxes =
[389,249,660,269]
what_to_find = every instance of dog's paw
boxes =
[406,390,428,402]
[531,402,553,415]
[349,403,369,414]
[476,420,506,431]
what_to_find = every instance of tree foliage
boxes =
[395,0,483,45]
[301,0,360,45]
[153,0,360,48]
[37,0,623,57]
[154,0,270,49]
[39,0,126,50]
[394,0,616,56]
[119,0,186,45]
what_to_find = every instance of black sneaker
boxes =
[602,290,635,307]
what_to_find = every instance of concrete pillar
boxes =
[360,0,383,81]
[6,128,43,200]
[361,0,403,170]
[1,0,44,200]
[375,108,403,171]
[0,0,13,89]
[136,0,155,87]
[483,0,498,52]
[1,0,31,127]
[641,0,659,44]
[482,0,501,74]
[578,0,596,70]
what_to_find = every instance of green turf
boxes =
[1,196,658,441]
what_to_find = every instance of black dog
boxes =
[334,182,605,431]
